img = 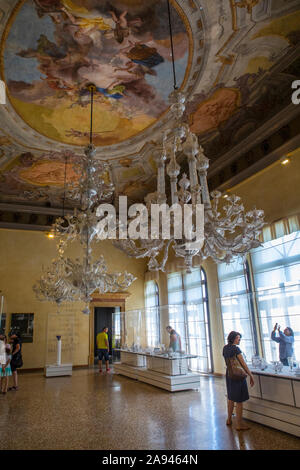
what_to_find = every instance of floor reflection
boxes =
[0,368,299,450]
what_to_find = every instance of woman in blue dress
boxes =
[223,331,255,430]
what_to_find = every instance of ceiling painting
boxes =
[0,0,299,219]
[18,160,79,186]
[252,11,300,44]
[2,0,190,146]
[0,150,77,199]
[189,88,241,135]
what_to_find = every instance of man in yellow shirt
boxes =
[96,327,110,373]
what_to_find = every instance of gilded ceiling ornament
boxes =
[235,0,260,15]
[0,136,11,146]
[119,158,132,168]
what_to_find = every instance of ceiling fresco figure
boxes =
[4,0,189,146]
[109,9,143,44]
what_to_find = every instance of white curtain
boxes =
[260,214,300,243]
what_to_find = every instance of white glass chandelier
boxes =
[112,1,265,272]
[33,86,136,312]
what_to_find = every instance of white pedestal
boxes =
[57,338,62,366]
[114,363,201,392]
[44,363,73,377]
[120,351,146,367]
[243,368,300,437]
[146,355,189,376]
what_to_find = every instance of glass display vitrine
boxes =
[45,309,74,374]
[116,304,208,374]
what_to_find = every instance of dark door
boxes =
[94,307,114,364]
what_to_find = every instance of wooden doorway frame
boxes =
[89,292,131,365]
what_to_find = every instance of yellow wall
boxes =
[0,229,146,369]
[228,149,300,223]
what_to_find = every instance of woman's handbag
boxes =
[226,356,247,381]
[11,351,23,369]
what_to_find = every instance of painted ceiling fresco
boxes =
[3,0,189,147]
[0,0,300,210]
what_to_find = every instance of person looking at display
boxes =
[0,335,12,394]
[271,323,294,366]
[166,326,181,352]
[8,329,23,391]
[0,331,5,365]
[223,331,255,431]
[96,327,110,373]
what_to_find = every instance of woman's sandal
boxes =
[226,419,232,426]
[8,386,18,391]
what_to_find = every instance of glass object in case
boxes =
[45,309,74,371]
[117,304,206,374]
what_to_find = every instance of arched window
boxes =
[167,267,212,373]
[145,281,160,347]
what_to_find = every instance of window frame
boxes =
[217,230,300,363]
[144,280,161,345]
[167,267,213,373]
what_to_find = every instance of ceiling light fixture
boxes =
[34,85,136,312]
[112,0,265,272]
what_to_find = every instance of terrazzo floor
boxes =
[0,367,299,450]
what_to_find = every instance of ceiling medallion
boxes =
[3,0,192,148]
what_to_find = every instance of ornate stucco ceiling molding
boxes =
[193,0,300,94]
[208,103,300,179]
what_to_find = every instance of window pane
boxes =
[167,268,212,373]
[217,262,255,360]
[251,232,300,363]
[145,281,160,347]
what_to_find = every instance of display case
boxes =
[44,309,74,377]
[114,305,202,391]
[244,364,300,437]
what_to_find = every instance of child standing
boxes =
[1,336,12,394]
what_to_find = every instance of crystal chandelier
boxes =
[112,1,265,272]
[33,241,78,306]
[33,86,136,312]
